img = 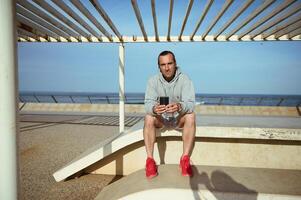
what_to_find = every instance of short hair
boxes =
[158,51,176,66]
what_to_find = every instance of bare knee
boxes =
[144,114,156,129]
[184,112,196,127]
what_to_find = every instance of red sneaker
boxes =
[180,155,193,177]
[145,157,158,179]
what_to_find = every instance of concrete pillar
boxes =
[119,43,125,133]
[0,0,18,199]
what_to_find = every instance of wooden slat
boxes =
[250,2,301,39]
[167,0,174,41]
[275,21,301,39]
[17,0,79,38]
[89,0,122,41]
[17,27,36,38]
[203,0,233,39]
[238,0,297,40]
[17,21,42,38]
[214,0,254,40]
[17,14,58,39]
[131,0,148,41]
[190,0,213,40]
[226,0,275,40]
[70,0,112,41]
[287,27,301,39]
[178,0,194,40]
[262,14,301,39]
[16,5,70,39]
[51,0,99,38]
[33,0,89,38]
[151,0,159,41]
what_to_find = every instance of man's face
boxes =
[158,53,176,82]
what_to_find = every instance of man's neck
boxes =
[162,68,177,82]
[163,74,175,82]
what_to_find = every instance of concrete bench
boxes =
[95,164,301,200]
[53,115,301,182]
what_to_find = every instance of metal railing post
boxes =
[0,0,18,199]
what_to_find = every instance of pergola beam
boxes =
[226,0,275,40]
[17,0,79,38]
[51,0,99,39]
[167,0,174,41]
[16,5,70,39]
[17,14,58,40]
[17,27,36,39]
[238,0,297,40]
[17,34,301,43]
[17,20,52,42]
[151,0,159,41]
[251,2,301,39]
[131,0,148,41]
[191,0,213,40]
[70,0,112,41]
[262,14,301,39]
[287,27,301,39]
[33,0,90,38]
[203,0,233,39]
[89,0,122,41]
[17,26,44,42]
[214,0,254,40]
[179,0,194,40]
[275,21,301,39]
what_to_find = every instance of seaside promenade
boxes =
[2,1,299,199]
[18,103,301,200]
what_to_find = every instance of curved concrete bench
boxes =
[53,115,301,182]
[95,165,301,200]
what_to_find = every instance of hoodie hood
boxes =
[159,67,182,86]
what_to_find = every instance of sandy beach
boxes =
[19,119,121,200]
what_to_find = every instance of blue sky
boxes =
[18,0,301,95]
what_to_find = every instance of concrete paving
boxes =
[18,120,120,200]
[20,113,301,128]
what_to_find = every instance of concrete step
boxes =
[95,164,301,200]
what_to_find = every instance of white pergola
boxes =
[15,0,301,42]
[1,0,301,199]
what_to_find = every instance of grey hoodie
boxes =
[144,67,195,115]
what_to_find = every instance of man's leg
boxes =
[178,112,196,176]
[143,114,163,158]
[178,112,196,156]
[143,114,163,178]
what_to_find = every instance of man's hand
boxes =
[153,104,166,115]
[165,103,181,113]
[153,103,181,115]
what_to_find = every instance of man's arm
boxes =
[179,79,195,114]
[144,78,158,115]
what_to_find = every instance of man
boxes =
[144,50,196,178]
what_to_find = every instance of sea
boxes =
[19,92,301,107]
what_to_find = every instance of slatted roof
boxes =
[16,0,301,43]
